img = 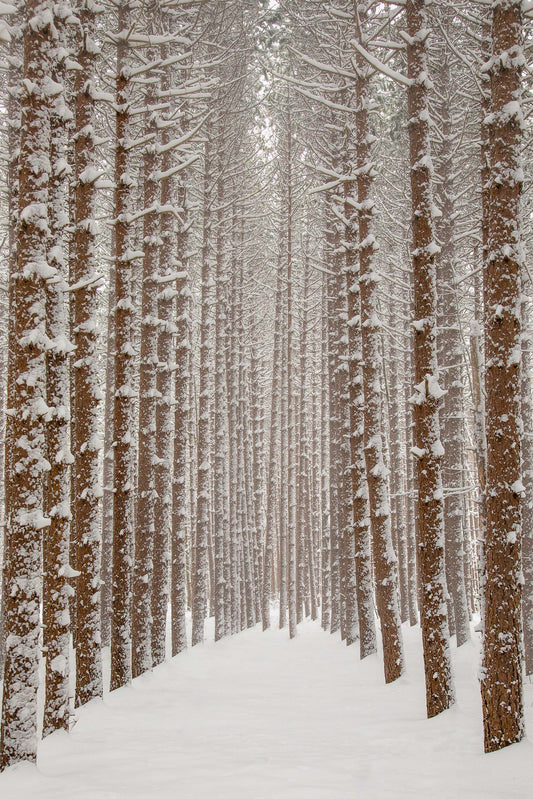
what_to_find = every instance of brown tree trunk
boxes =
[1,0,53,768]
[43,8,73,736]
[355,7,403,680]
[72,0,103,708]
[406,0,454,717]
[111,9,136,691]
[132,31,160,678]
[481,0,525,753]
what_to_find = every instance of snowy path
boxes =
[1,619,532,799]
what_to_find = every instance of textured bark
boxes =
[326,220,342,635]
[152,50,178,665]
[1,0,53,768]
[101,271,115,650]
[355,8,403,681]
[481,0,524,753]
[388,326,409,625]
[286,112,297,640]
[111,9,136,691]
[43,7,72,736]
[132,30,160,679]
[236,263,255,630]
[72,0,103,707]
[521,295,533,675]
[320,273,331,631]
[298,256,318,623]
[404,333,419,628]
[250,344,266,624]
[262,266,283,630]
[346,178,375,658]
[228,229,241,635]
[406,0,454,717]
[435,47,470,647]
[191,139,213,646]
[214,160,228,642]
[279,281,288,630]
[171,141,190,658]
[1,8,23,679]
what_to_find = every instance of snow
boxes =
[1,617,532,798]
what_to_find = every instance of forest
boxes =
[0,0,532,796]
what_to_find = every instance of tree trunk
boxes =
[1,0,53,768]
[72,0,103,708]
[111,8,136,691]
[406,0,454,717]
[43,8,73,736]
[481,0,525,753]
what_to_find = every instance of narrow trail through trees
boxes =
[1,620,532,799]
[0,0,532,776]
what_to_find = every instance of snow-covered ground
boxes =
[1,618,532,798]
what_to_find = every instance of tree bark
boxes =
[481,0,525,753]
[406,0,454,717]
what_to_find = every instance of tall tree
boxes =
[354,3,403,681]
[72,0,103,707]
[1,0,54,768]
[480,0,525,753]
[405,0,454,716]
[43,0,73,736]
[111,0,137,691]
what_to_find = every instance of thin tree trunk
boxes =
[111,6,136,690]
[72,0,103,708]
[481,0,525,753]
[262,265,283,630]
[132,28,160,678]
[1,0,53,767]
[43,9,72,735]
[192,139,213,646]
[355,6,403,681]
[406,0,454,716]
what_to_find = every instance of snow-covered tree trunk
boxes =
[132,20,160,679]
[435,46,470,647]
[345,178,375,654]
[228,223,241,634]
[286,111,297,640]
[406,0,454,716]
[262,264,284,630]
[298,253,317,622]
[481,0,525,753]
[152,41,178,665]
[72,0,103,707]
[250,343,266,621]
[0,0,53,768]
[214,155,228,642]
[111,4,136,690]
[43,3,73,736]
[101,271,115,649]
[355,6,403,681]
[521,292,533,675]
[404,331,419,627]
[191,137,213,646]
[1,3,23,678]
[326,215,342,635]
[320,271,331,631]
[388,320,409,625]
[279,269,289,630]
[171,113,191,658]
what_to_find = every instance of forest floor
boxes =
[1,615,532,798]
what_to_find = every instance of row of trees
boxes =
[0,0,530,770]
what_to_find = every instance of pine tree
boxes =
[1,0,54,768]
[405,0,454,717]
[72,0,103,707]
[480,0,525,753]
